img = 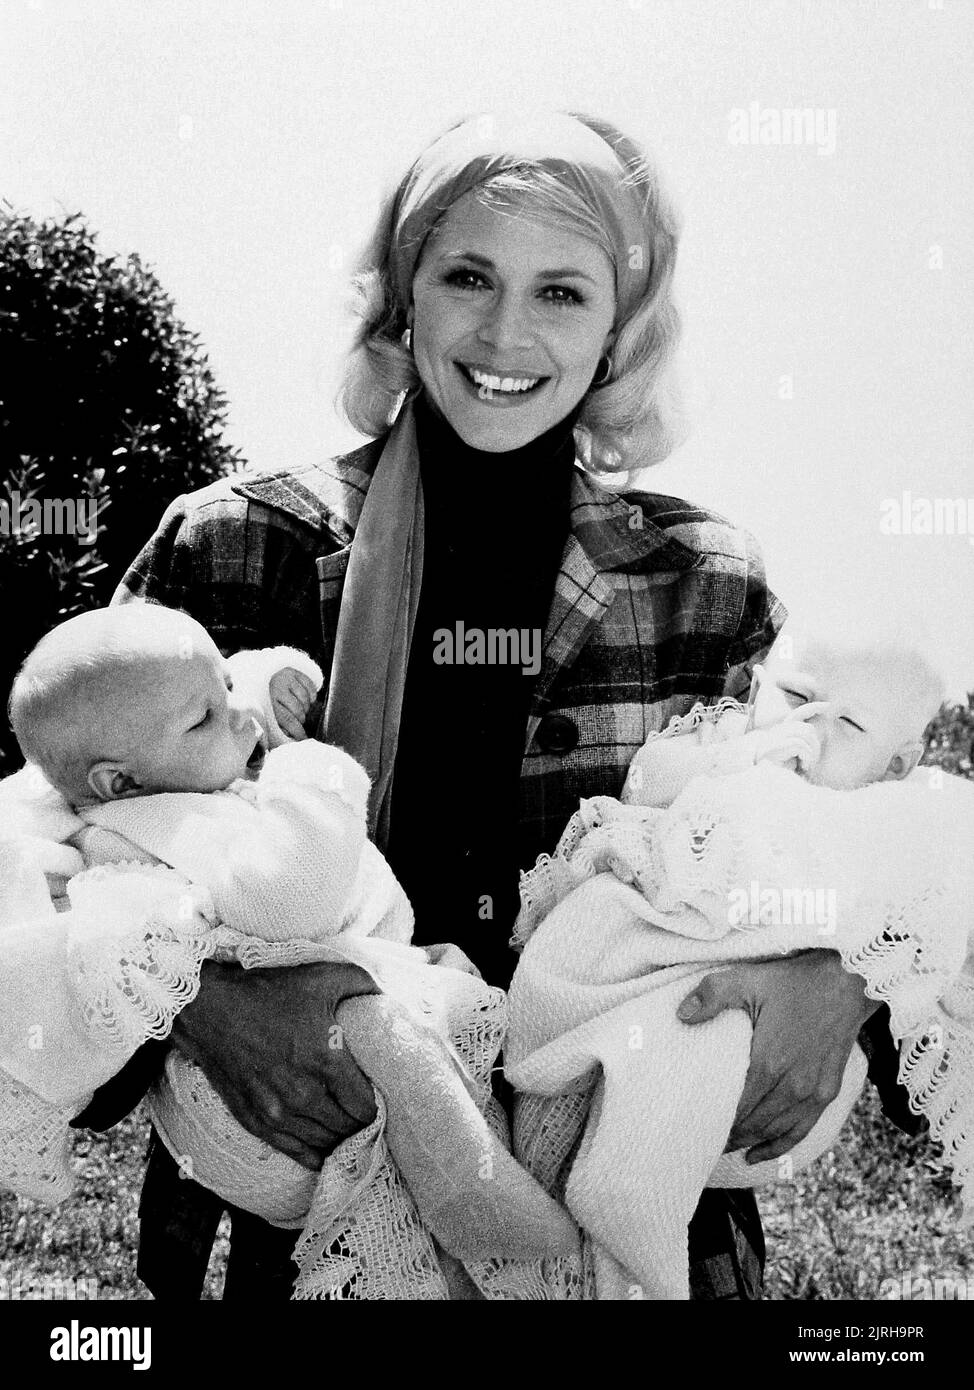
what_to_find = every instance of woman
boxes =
[93,111,890,1299]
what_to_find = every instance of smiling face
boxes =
[751,634,928,789]
[409,191,617,452]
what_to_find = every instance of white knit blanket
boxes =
[505,761,974,1300]
[0,739,578,1297]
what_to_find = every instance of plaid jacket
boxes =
[116,437,784,1302]
[118,437,785,859]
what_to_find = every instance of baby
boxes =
[0,604,578,1300]
[622,621,936,803]
[506,617,974,1299]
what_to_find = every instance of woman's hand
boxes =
[676,951,880,1164]
[170,959,380,1171]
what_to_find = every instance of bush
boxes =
[923,695,974,779]
[0,207,242,772]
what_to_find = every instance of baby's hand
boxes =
[269,666,318,741]
[748,717,822,774]
[425,942,483,978]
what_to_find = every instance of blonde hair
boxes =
[338,111,685,473]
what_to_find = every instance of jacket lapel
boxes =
[528,531,613,747]
[229,441,383,547]
[526,469,700,750]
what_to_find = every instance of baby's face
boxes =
[105,636,265,795]
[751,636,918,789]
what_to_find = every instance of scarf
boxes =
[321,399,424,847]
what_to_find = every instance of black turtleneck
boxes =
[383,392,577,987]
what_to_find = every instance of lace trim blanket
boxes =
[507,743,974,1299]
[0,754,578,1297]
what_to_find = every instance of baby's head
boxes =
[750,617,946,790]
[8,606,266,806]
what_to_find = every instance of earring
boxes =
[592,352,613,387]
[401,327,413,352]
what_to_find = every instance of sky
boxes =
[2,0,973,694]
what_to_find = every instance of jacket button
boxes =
[536,714,579,755]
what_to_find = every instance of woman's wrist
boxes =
[811,949,882,1028]
[171,959,226,1051]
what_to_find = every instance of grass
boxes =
[761,1090,972,1299]
[0,1106,229,1300]
[2,1088,970,1300]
